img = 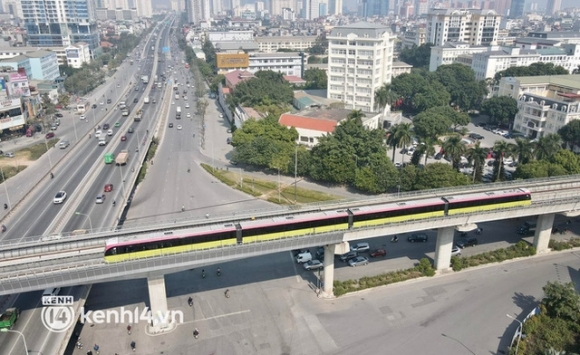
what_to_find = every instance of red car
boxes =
[104,184,113,192]
[45,132,55,139]
[369,249,387,258]
[121,135,127,141]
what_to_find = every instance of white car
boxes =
[185,103,190,108]
[53,191,67,204]
[95,130,102,138]
[80,114,86,120]
[107,129,113,136]
[186,113,191,118]
[177,125,182,130]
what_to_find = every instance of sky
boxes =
[151,0,579,10]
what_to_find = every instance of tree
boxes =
[534,134,562,161]
[493,140,511,181]
[550,150,580,174]
[303,68,327,89]
[558,120,580,151]
[374,84,398,113]
[433,63,487,111]
[542,281,580,323]
[209,74,225,93]
[414,163,470,190]
[41,93,56,114]
[511,138,535,165]
[480,96,519,124]
[427,105,470,131]
[442,134,465,169]
[57,94,70,109]
[466,142,487,182]
[514,160,568,179]
[398,43,433,69]
[232,71,294,106]
[308,34,328,55]
[412,82,451,112]
[493,62,569,85]
[390,73,429,110]
[412,111,451,139]
[347,109,365,120]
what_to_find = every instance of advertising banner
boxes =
[216,53,249,69]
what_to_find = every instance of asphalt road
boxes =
[0,20,173,355]
[62,243,580,355]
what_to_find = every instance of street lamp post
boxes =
[75,212,93,231]
[0,328,29,355]
[506,314,523,355]
[0,167,11,209]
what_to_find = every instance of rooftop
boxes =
[515,75,580,90]
[329,21,391,39]
[279,113,338,133]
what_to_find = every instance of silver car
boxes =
[349,256,369,267]
[303,260,323,271]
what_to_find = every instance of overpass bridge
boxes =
[1,176,579,332]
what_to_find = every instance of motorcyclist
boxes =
[113,200,116,206]
[193,329,199,338]
[50,172,54,179]
[225,289,230,298]
[3,203,7,210]
[188,297,193,306]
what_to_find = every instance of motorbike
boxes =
[193,329,199,339]
[3,203,7,210]
[50,172,54,179]
[188,297,193,307]
[390,236,398,243]
[201,270,206,279]
[217,268,221,276]
[225,289,230,298]
[1,225,6,233]
[130,341,136,351]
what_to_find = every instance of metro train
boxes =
[104,188,532,263]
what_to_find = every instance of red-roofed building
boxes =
[284,75,306,86]
[223,70,254,89]
[279,113,339,147]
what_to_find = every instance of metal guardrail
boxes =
[1,176,580,262]
[0,195,578,295]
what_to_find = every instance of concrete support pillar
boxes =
[534,213,555,254]
[434,226,456,271]
[146,275,176,334]
[321,244,337,298]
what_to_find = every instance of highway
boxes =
[0,18,174,355]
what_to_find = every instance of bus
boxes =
[76,103,88,113]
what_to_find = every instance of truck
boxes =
[116,150,129,166]
[130,59,134,65]
[104,153,115,164]
[122,106,130,116]
[0,308,19,330]
[176,106,181,118]
[144,97,150,104]
[134,109,143,122]
[142,75,149,84]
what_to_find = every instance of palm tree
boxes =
[347,109,365,121]
[374,84,398,113]
[386,123,413,163]
[419,136,439,166]
[510,138,534,164]
[534,133,562,160]
[442,134,465,170]
[467,142,487,182]
[493,140,511,181]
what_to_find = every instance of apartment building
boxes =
[22,0,100,56]
[429,42,487,72]
[327,22,395,113]
[471,44,580,80]
[248,52,303,77]
[255,36,317,53]
[426,9,501,46]
[496,75,580,139]
[402,27,426,49]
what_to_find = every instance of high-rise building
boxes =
[426,9,501,46]
[22,0,100,57]
[303,0,319,19]
[328,0,342,15]
[185,0,210,23]
[2,0,23,18]
[509,0,525,18]
[545,0,561,15]
[137,0,153,17]
[327,22,395,113]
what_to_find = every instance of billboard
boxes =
[8,72,30,97]
[216,53,249,69]
[0,98,25,131]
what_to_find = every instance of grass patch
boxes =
[334,258,435,297]
[201,163,341,204]
[0,165,27,182]
[450,241,535,271]
[549,237,580,251]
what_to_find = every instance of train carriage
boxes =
[239,210,350,244]
[443,188,531,216]
[104,223,238,263]
[349,198,447,229]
